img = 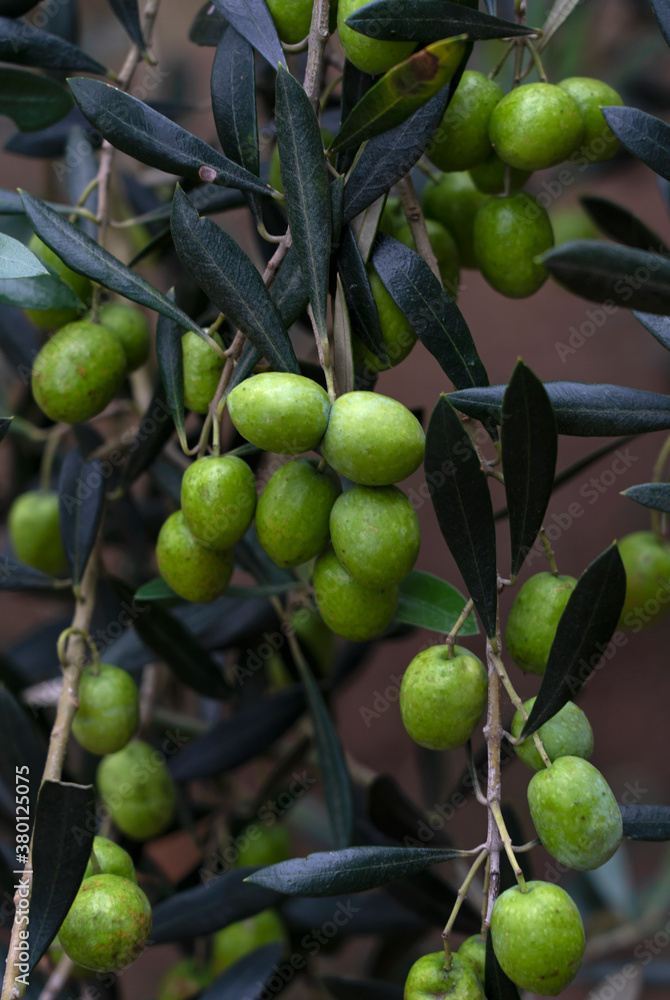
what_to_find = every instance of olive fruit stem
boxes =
[283,35,310,53]
[539,527,559,574]
[445,599,474,653]
[39,429,62,492]
[441,848,489,967]
[56,628,99,671]
[75,176,99,211]
[467,739,488,806]
[40,954,76,1000]
[396,174,443,286]
[519,39,547,83]
[489,40,515,80]
[490,800,527,891]
[489,651,552,768]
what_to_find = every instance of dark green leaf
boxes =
[201,943,284,1000]
[602,106,670,182]
[171,186,299,373]
[450,381,670,436]
[580,196,668,254]
[269,248,310,327]
[501,362,557,578]
[293,647,354,849]
[0,685,45,814]
[634,311,670,351]
[0,560,63,591]
[29,780,95,971]
[368,774,454,849]
[0,271,82,310]
[134,577,181,601]
[0,67,73,131]
[0,16,107,73]
[210,0,283,68]
[65,125,98,240]
[337,59,375,173]
[58,450,105,590]
[107,0,145,49]
[275,65,332,344]
[621,804,670,840]
[155,299,187,451]
[127,185,246,232]
[371,234,488,389]
[337,227,387,364]
[0,234,47,279]
[333,274,355,395]
[650,0,670,48]
[170,688,306,782]
[323,977,402,1000]
[540,240,670,315]
[346,0,536,41]
[20,190,214,341]
[152,866,281,942]
[396,570,478,634]
[111,578,232,700]
[212,26,259,180]
[68,77,271,197]
[621,483,670,512]
[520,544,627,738]
[425,396,497,637]
[226,341,262,396]
[329,37,467,156]
[0,417,11,443]
[135,577,294,601]
[118,382,176,489]
[190,1,227,45]
[343,82,452,224]
[246,845,468,896]
[485,931,521,1000]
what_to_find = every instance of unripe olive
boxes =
[403,952,484,1000]
[182,331,224,415]
[505,572,577,674]
[337,0,416,76]
[511,696,594,772]
[212,908,287,976]
[400,644,487,750]
[396,219,460,297]
[490,881,584,995]
[32,320,127,424]
[156,510,234,603]
[181,455,257,551]
[59,874,152,972]
[617,530,670,631]
[472,192,554,298]
[24,235,92,330]
[7,489,66,576]
[558,77,623,162]
[421,171,485,269]
[469,150,532,195]
[98,301,151,371]
[330,484,420,588]
[428,71,503,172]
[352,266,417,374]
[266,0,313,43]
[457,934,486,981]
[527,756,623,871]
[256,458,341,567]
[236,823,292,868]
[488,82,584,171]
[320,391,425,486]
[72,663,139,755]
[97,739,177,841]
[227,372,331,454]
[313,548,398,641]
[84,836,137,883]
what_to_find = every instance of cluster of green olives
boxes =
[157,372,425,642]
[56,835,152,972]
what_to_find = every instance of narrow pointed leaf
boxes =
[329,37,467,155]
[211,26,259,178]
[293,645,354,850]
[0,417,11,443]
[621,804,670,840]
[29,780,95,971]
[107,0,145,49]
[425,396,497,636]
[269,247,310,327]
[337,226,387,364]
[171,187,299,373]
[275,65,331,343]
[0,560,63,591]
[539,240,670,315]
[0,685,45,814]
[333,274,354,396]
[602,106,670,182]
[151,867,281,943]
[118,383,177,489]
[0,271,82,310]
[210,0,284,68]
[190,1,228,45]
[345,0,536,41]
[449,381,670,436]
[580,196,669,254]
[343,82,452,224]
[201,943,284,1000]
[651,0,670,48]
[536,0,581,51]
[0,67,73,131]
[634,310,670,350]
[0,17,107,73]
[68,77,272,197]
[66,125,98,240]
[20,190,213,342]
[0,234,47,279]
[372,234,488,389]
[520,544,627,738]
[58,450,105,589]
[501,362,557,578]
[347,195,385,263]
[155,304,187,451]
[621,483,670,512]
[397,570,478,635]
[246,846,468,896]
[337,60,375,173]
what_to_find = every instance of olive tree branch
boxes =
[303,0,331,111]
[396,174,443,286]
